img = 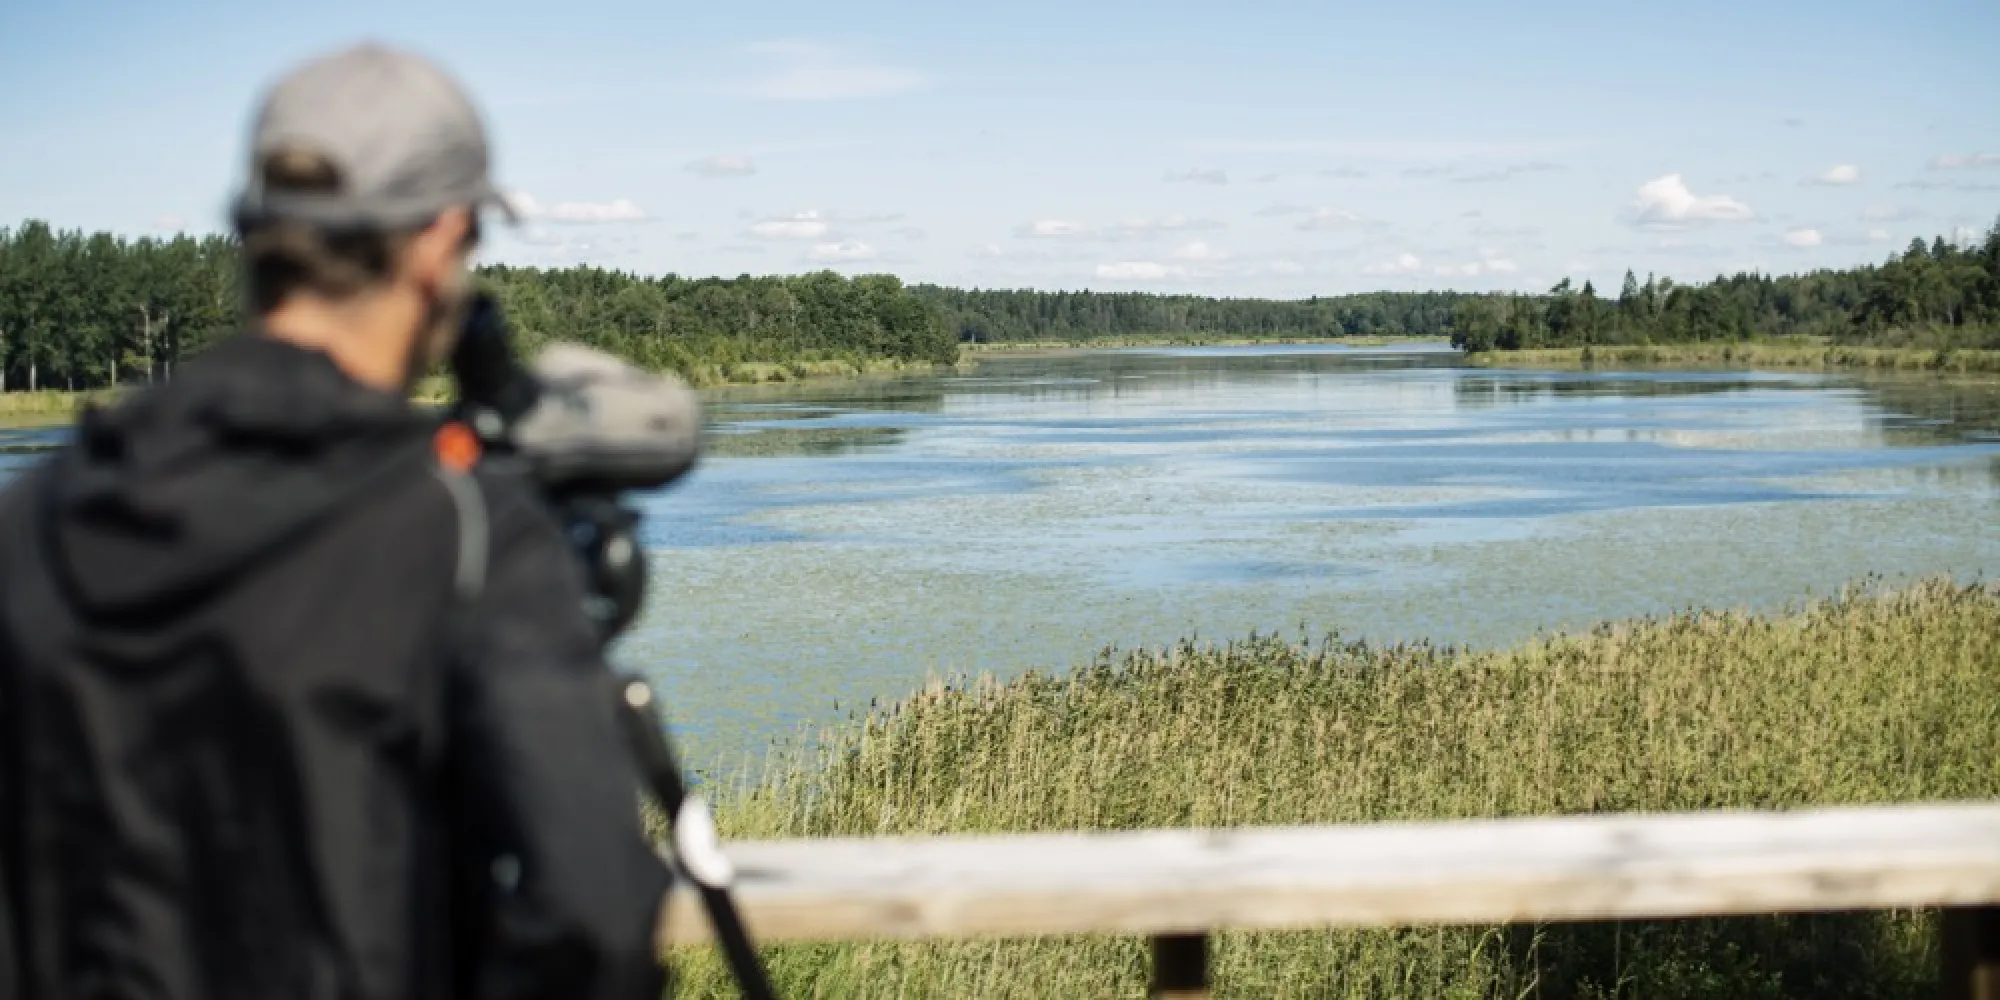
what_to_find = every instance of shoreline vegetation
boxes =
[1449,222,2000,358]
[671,577,2000,999]
[4,217,1994,406]
[9,335,1997,429]
[962,333,1449,352]
[1474,340,2000,375]
[0,357,967,426]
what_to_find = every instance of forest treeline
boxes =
[0,220,955,391]
[912,286,1465,342]
[1449,219,2000,353]
[2,216,1997,391]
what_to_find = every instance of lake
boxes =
[621,344,2000,773]
[4,344,1998,775]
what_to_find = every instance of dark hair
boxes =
[238,146,426,313]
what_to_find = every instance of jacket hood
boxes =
[48,333,433,620]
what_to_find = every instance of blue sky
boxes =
[3,0,1996,297]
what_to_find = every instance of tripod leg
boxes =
[613,676,779,1000]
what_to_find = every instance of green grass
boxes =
[670,578,2000,998]
[0,388,121,425]
[1476,342,2000,375]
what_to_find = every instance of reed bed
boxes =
[671,578,2000,998]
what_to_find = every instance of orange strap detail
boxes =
[433,421,483,473]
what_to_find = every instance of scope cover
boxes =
[510,344,701,493]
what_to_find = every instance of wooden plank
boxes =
[660,801,2000,947]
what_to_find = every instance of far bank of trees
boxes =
[1448,220,2000,353]
[0,220,955,391]
[479,264,958,373]
[5,216,1998,391]
[914,287,1465,342]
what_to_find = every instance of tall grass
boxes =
[672,578,2000,998]
[0,388,119,424]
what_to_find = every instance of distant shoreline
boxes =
[1471,342,2000,375]
[964,334,1451,355]
[0,358,965,430]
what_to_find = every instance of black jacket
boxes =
[0,334,671,1000]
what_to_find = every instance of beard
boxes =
[402,268,474,392]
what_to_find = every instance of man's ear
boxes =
[407,207,474,292]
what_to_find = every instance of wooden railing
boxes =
[661,801,2000,998]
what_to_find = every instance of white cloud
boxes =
[1895,178,2000,192]
[826,210,905,225]
[1165,168,1229,185]
[1107,215,1226,239]
[1805,164,1861,186]
[686,154,756,178]
[1254,202,1311,217]
[1320,166,1369,179]
[1268,259,1306,275]
[1867,228,1892,242]
[748,210,832,240]
[889,226,927,240]
[509,193,649,224]
[1631,174,1753,228]
[1455,162,1565,183]
[1170,241,1225,261]
[1430,253,1518,277]
[1361,252,1423,276]
[1297,208,1370,231]
[551,200,649,223]
[1929,153,2000,170]
[1021,219,1089,238]
[969,243,1084,262]
[1018,216,1225,241]
[807,240,877,262]
[1096,261,1184,281]
[1781,227,1824,248]
[1862,204,1918,222]
[151,213,186,231]
[740,41,923,101]
[1954,225,1980,245]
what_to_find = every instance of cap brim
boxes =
[482,183,522,226]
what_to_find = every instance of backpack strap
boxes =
[431,421,489,603]
[432,466,488,604]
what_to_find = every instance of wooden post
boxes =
[1944,907,2000,1000]
[1150,932,1209,1000]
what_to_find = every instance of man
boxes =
[0,44,671,1000]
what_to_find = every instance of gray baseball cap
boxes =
[232,43,517,230]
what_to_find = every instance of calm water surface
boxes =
[625,344,2000,772]
[5,345,1998,773]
